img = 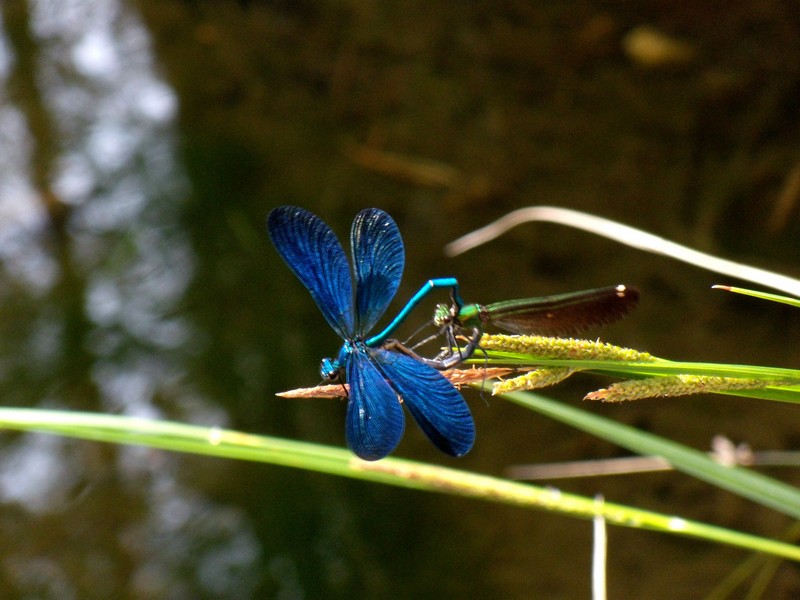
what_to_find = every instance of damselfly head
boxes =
[319,357,341,381]
[433,303,456,327]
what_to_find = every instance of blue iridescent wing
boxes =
[373,348,475,457]
[351,208,404,336]
[267,206,354,338]
[345,348,405,461]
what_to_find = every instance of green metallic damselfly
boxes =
[429,285,639,366]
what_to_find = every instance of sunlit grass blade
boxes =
[444,206,800,297]
[1,406,798,561]
[497,389,800,520]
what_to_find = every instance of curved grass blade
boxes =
[1,407,799,562]
[444,206,800,297]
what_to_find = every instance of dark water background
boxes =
[2,1,800,597]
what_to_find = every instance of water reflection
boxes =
[0,434,80,513]
[0,1,262,596]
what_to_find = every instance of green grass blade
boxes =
[472,340,800,403]
[476,354,800,381]
[1,406,798,561]
[499,389,800,520]
[713,285,800,307]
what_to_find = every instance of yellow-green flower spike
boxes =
[493,367,577,394]
[480,334,655,362]
[585,375,791,403]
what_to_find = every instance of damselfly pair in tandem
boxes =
[268,206,638,460]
